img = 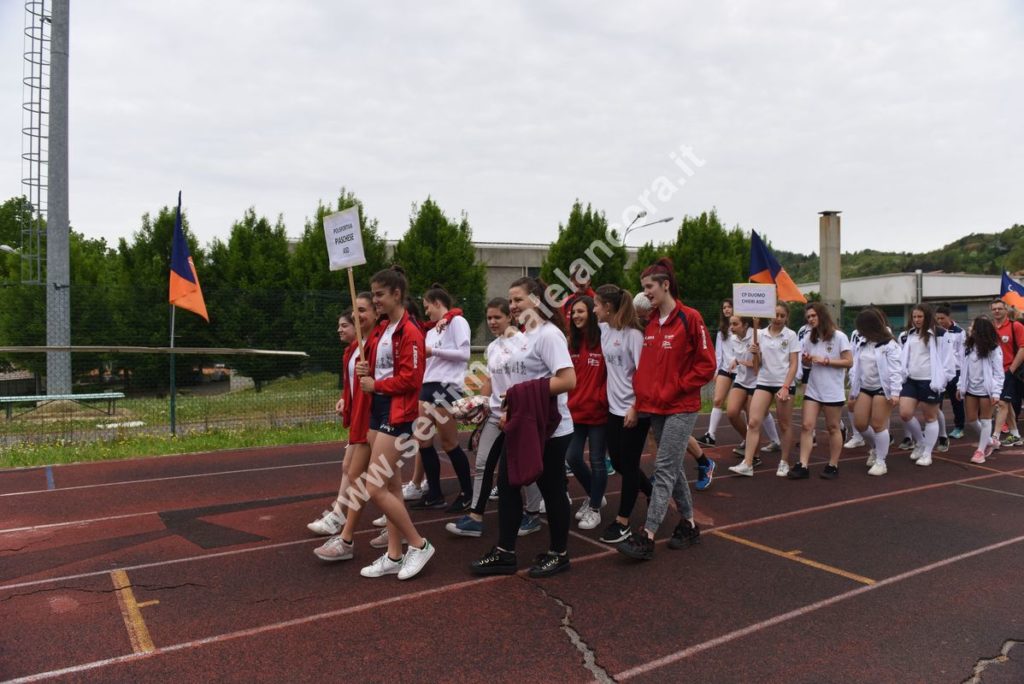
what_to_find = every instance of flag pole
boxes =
[347,267,365,363]
[170,304,177,436]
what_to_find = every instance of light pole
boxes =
[622,216,675,246]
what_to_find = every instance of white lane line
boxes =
[0,459,344,498]
[0,511,161,535]
[613,532,1024,680]
[956,482,1024,500]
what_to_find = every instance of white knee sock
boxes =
[937,411,947,438]
[763,413,780,443]
[873,428,890,463]
[904,417,924,445]
[709,407,724,438]
[922,420,939,456]
[977,419,992,452]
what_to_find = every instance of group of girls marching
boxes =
[706,298,1003,479]
[309,257,718,580]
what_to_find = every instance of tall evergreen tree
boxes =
[393,198,487,332]
[540,201,627,293]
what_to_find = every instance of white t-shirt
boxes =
[347,349,358,396]
[485,331,528,414]
[716,329,737,372]
[801,330,851,403]
[859,344,881,390]
[756,326,798,387]
[373,322,398,381]
[504,321,574,438]
[424,316,471,386]
[600,323,644,416]
[732,328,756,389]
[906,333,932,381]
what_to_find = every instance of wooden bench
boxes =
[0,392,126,420]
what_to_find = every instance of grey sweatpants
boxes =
[644,412,697,535]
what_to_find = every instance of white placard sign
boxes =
[323,208,366,271]
[733,283,777,318]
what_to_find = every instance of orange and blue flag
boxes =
[1001,271,1024,311]
[749,230,807,303]
[169,192,209,322]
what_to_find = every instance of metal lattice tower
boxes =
[20,0,49,285]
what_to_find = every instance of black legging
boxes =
[497,433,572,553]
[471,431,505,516]
[606,413,652,519]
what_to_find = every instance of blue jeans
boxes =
[565,422,608,509]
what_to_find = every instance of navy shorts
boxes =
[1000,371,1020,405]
[370,394,414,437]
[900,379,941,405]
[804,395,846,408]
[755,384,796,396]
[858,387,886,398]
[717,369,736,380]
[419,381,463,405]
[735,384,756,396]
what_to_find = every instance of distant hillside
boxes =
[777,223,1024,283]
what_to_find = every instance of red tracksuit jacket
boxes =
[633,300,716,414]
[341,340,371,444]
[568,337,609,425]
[366,311,426,424]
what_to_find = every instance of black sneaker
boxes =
[528,551,570,578]
[410,495,446,510]
[752,456,762,468]
[444,494,471,513]
[470,546,517,575]
[820,464,839,480]
[898,437,914,450]
[787,463,810,480]
[936,437,950,453]
[599,521,631,544]
[616,530,654,560]
[667,519,701,550]
[697,432,716,447]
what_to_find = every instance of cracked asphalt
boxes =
[2,424,1023,682]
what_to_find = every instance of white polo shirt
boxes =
[801,330,851,403]
[732,328,756,389]
[600,323,644,417]
[756,326,798,387]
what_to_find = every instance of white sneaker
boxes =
[760,441,781,453]
[574,500,590,521]
[370,529,408,549]
[489,486,498,501]
[775,461,790,478]
[910,445,923,461]
[728,462,754,477]
[916,453,932,467]
[307,509,345,536]
[578,507,601,530]
[397,540,435,580]
[372,515,387,528]
[402,482,423,501]
[866,449,877,467]
[868,461,888,476]
[844,435,866,449]
[314,535,354,561]
[360,553,403,578]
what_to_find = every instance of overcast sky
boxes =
[1,1,1021,256]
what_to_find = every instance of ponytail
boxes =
[595,284,642,331]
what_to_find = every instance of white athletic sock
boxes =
[708,407,724,438]
[873,429,890,463]
[978,419,992,452]
[904,417,924,445]
[1011,426,1021,437]
[862,426,875,441]
[922,420,939,456]
[937,411,947,438]
[763,413,780,443]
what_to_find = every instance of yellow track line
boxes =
[110,569,156,654]
[711,530,876,585]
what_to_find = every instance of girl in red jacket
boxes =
[313,293,377,560]
[617,258,717,561]
[354,267,434,580]
[566,296,609,531]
